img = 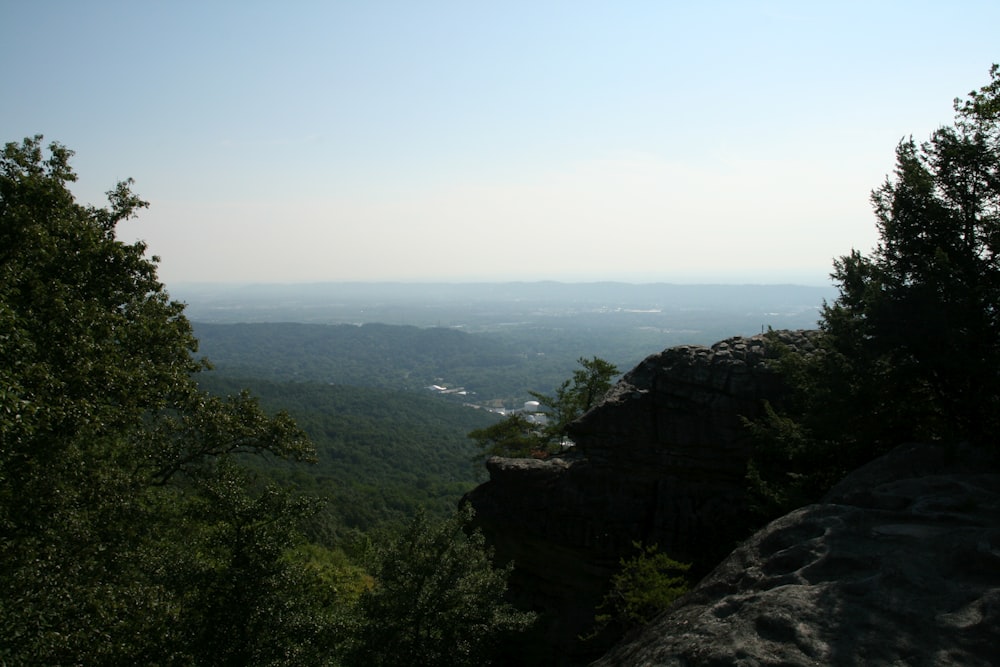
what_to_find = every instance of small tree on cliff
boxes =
[588,542,690,637]
[467,412,543,458]
[468,356,619,457]
[530,356,620,440]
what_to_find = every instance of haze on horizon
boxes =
[3,2,998,288]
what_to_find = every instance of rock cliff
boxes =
[593,441,1000,666]
[465,331,818,664]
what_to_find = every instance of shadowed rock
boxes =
[593,442,1000,666]
[464,331,817,664]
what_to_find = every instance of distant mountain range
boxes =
[172,281,837,330]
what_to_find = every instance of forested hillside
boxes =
[0,136,531,665]
[195,321,529,394]
[197,374,498,538]
[193,320,731,406]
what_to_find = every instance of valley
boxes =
[187,281,834,536]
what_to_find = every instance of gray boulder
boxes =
[593,442,1000,666]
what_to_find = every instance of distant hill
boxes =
[189,282,834,403]
[194,321,524,391]
[174,281,834,331]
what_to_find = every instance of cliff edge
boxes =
[464,331,818,663]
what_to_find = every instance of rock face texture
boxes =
[592,442,1000,667]
[464,331,818,664]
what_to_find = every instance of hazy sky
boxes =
[3,2,998,286]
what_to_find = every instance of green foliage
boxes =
[531,355,620,440]
[825,64,1000,446]
[742,332,871,519]
[468,356,619,459]
[744,395,847,520]
[590,542,690,636]
[193,320,644,407]
[747,65,1000,518]
[166,462,339,667]
[198,374,496,537]
[340,505,536,667]
[194,321,528,394]
[0,136,333,665]
[469,412,547,458]
[467,412,545,458]
[287,542,373,605]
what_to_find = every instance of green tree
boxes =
[467,412,546,458]
[530,355,620,440]
[340,505,535,667]
[0,136,329,664]
[468,356,619,458]
[825,64,1000,446]
[589,542,690,636]
[170,461,339,667]
[747,65,1000,517]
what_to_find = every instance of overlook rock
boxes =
[593,441,1000,666]
[465,331,818,663]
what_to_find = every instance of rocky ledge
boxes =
[465,331,818,663]
[593,441,1000,666]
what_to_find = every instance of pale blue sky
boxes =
[3,1,998,285]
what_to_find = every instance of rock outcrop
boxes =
[465,331,818,664]
[593,441,1000,666]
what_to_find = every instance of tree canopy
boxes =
[0,136,536,665]
[341,505,535,667]
[825,64,1000,446]
[0,136,327,663]
[747,65,1000,517]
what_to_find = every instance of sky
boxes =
[3,1,998,286]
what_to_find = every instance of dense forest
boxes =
[3,65,998,665]
[195,321,554,401]
[197,374,497,537]
[0,136,531,665]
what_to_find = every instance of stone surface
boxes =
[592,442,1000,667]
[464,331,818,664]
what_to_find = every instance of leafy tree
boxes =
[747,65,1000,517]
[0,136,329,664]
[530,355,620,439]
[824,65,1000,446]
[171,461,338,667]
[467,412,547,458]
[340,504,535,667]
[468,356,619,458]
[589,542,690,637]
